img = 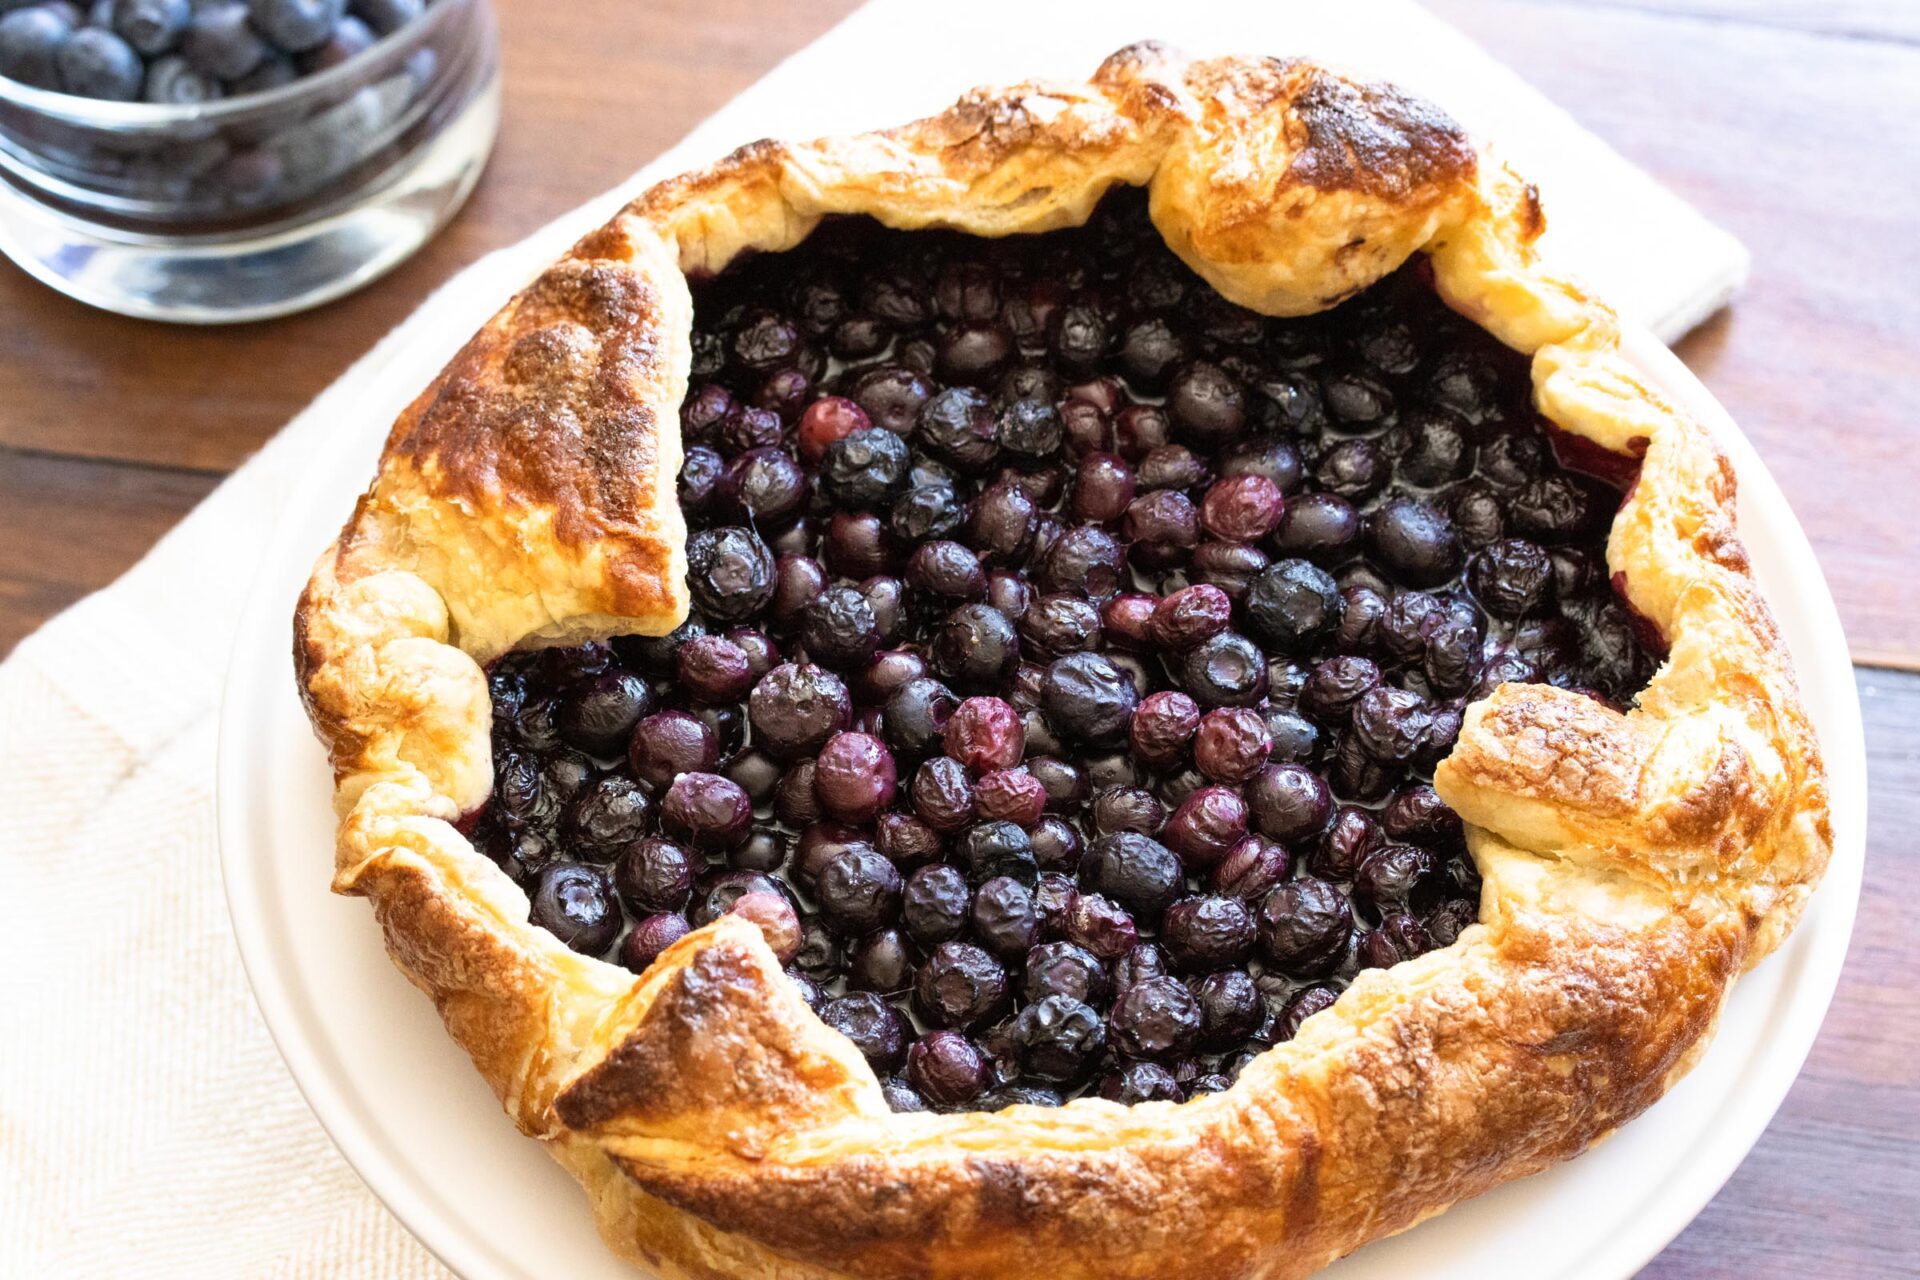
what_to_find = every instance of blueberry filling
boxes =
[468,190,1661,1114]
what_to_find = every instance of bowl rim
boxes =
[215,308,1868,1280]
[0,0,480,130]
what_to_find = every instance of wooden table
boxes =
[3,1,1913,1273]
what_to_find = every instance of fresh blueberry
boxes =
[141,50,219,101]
[55,25,142,98]
[111,0,187,54]
[248,0,344,53]
[348,0,418,35]
[0,6,72,89]
[182,3,266,83]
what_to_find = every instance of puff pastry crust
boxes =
[293,44,1832,1279]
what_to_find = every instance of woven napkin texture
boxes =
[0,1,1744,1275]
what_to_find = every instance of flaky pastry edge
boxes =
[292,42,1832,1280]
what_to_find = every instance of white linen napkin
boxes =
[0,2,1744,1275]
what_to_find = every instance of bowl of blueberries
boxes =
[0,0,498,320]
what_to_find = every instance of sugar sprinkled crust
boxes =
[292,43,1830,1279]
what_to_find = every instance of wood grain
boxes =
[0,449,217,655]
[0,2,1913,1275]
[1519,0,1920,40]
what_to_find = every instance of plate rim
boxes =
[217,321,1868,1280]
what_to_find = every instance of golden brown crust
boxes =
[291,42,1832,1279]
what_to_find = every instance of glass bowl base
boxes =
[0,70,499,325]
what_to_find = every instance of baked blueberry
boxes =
[820,428,911,508]
[530,862,621,956]
[906,1030,989,1109]
[628,710,718,788]
[1167,361,1247,447]
[813,732,898,823]
[847,927,920,994]
[1194,968,1263,1050]
[1163,786,1249,870]
[930,603,1020,692]
[1029,816,1085,872]
[685,526,776,621]
[1041,524,1128,599]
[1367,497,1462,588]
[562,776,653,863]
[1179,632,1270,709]
[1349,685,1434,763]
[1211,836,1291,902]
[1353,844,1447,919]
[971,875,1041,958]
[1023,940,1109,1006]
[798,586,880,670]
[1089,786,1165,839]
[902,863,971,946]
[660,773,752,851]
[914,940,1009,1030]
[881,676,958,760]
[1097,1060,1182,1104]
[909,756,975,834]
[1245,560,1343,654]
[1299,655,1381,725]
[1109,975,1201,1061]
[558,669,652,757]
[1272,492,1361,562]
[1256,877,1353,975]
[1192,707,1272,783]
[618,912,690,973]
[1011,995,1107,1083]
[1128,690,1200,769]
[974,768,1046,827]
[956,820,1038,887]
[822,992,911,1072]
[748,663,851,760]
[1469,537,1556,618]
[1064,890,1138,959]
[1078,831,1181,921]
[1161,895,1256,971]
[1040,651,1138,745]
[1245,763,1333,843]
[815,846,904,935]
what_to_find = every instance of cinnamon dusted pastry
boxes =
[294,43,1831,1280]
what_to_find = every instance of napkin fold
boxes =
[0,2,1744,1275]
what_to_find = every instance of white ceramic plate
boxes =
[219,324,1866,1280]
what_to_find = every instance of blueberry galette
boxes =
[295,44,1831,1280]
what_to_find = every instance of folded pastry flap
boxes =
[1152,58,1482,318]
[1435,329,1829,933]
[340,827,640,1136]
[296,553,495,817]
[357,211,696,664]
[555,916,885,1157]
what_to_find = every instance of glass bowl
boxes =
[0,0,499,323]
